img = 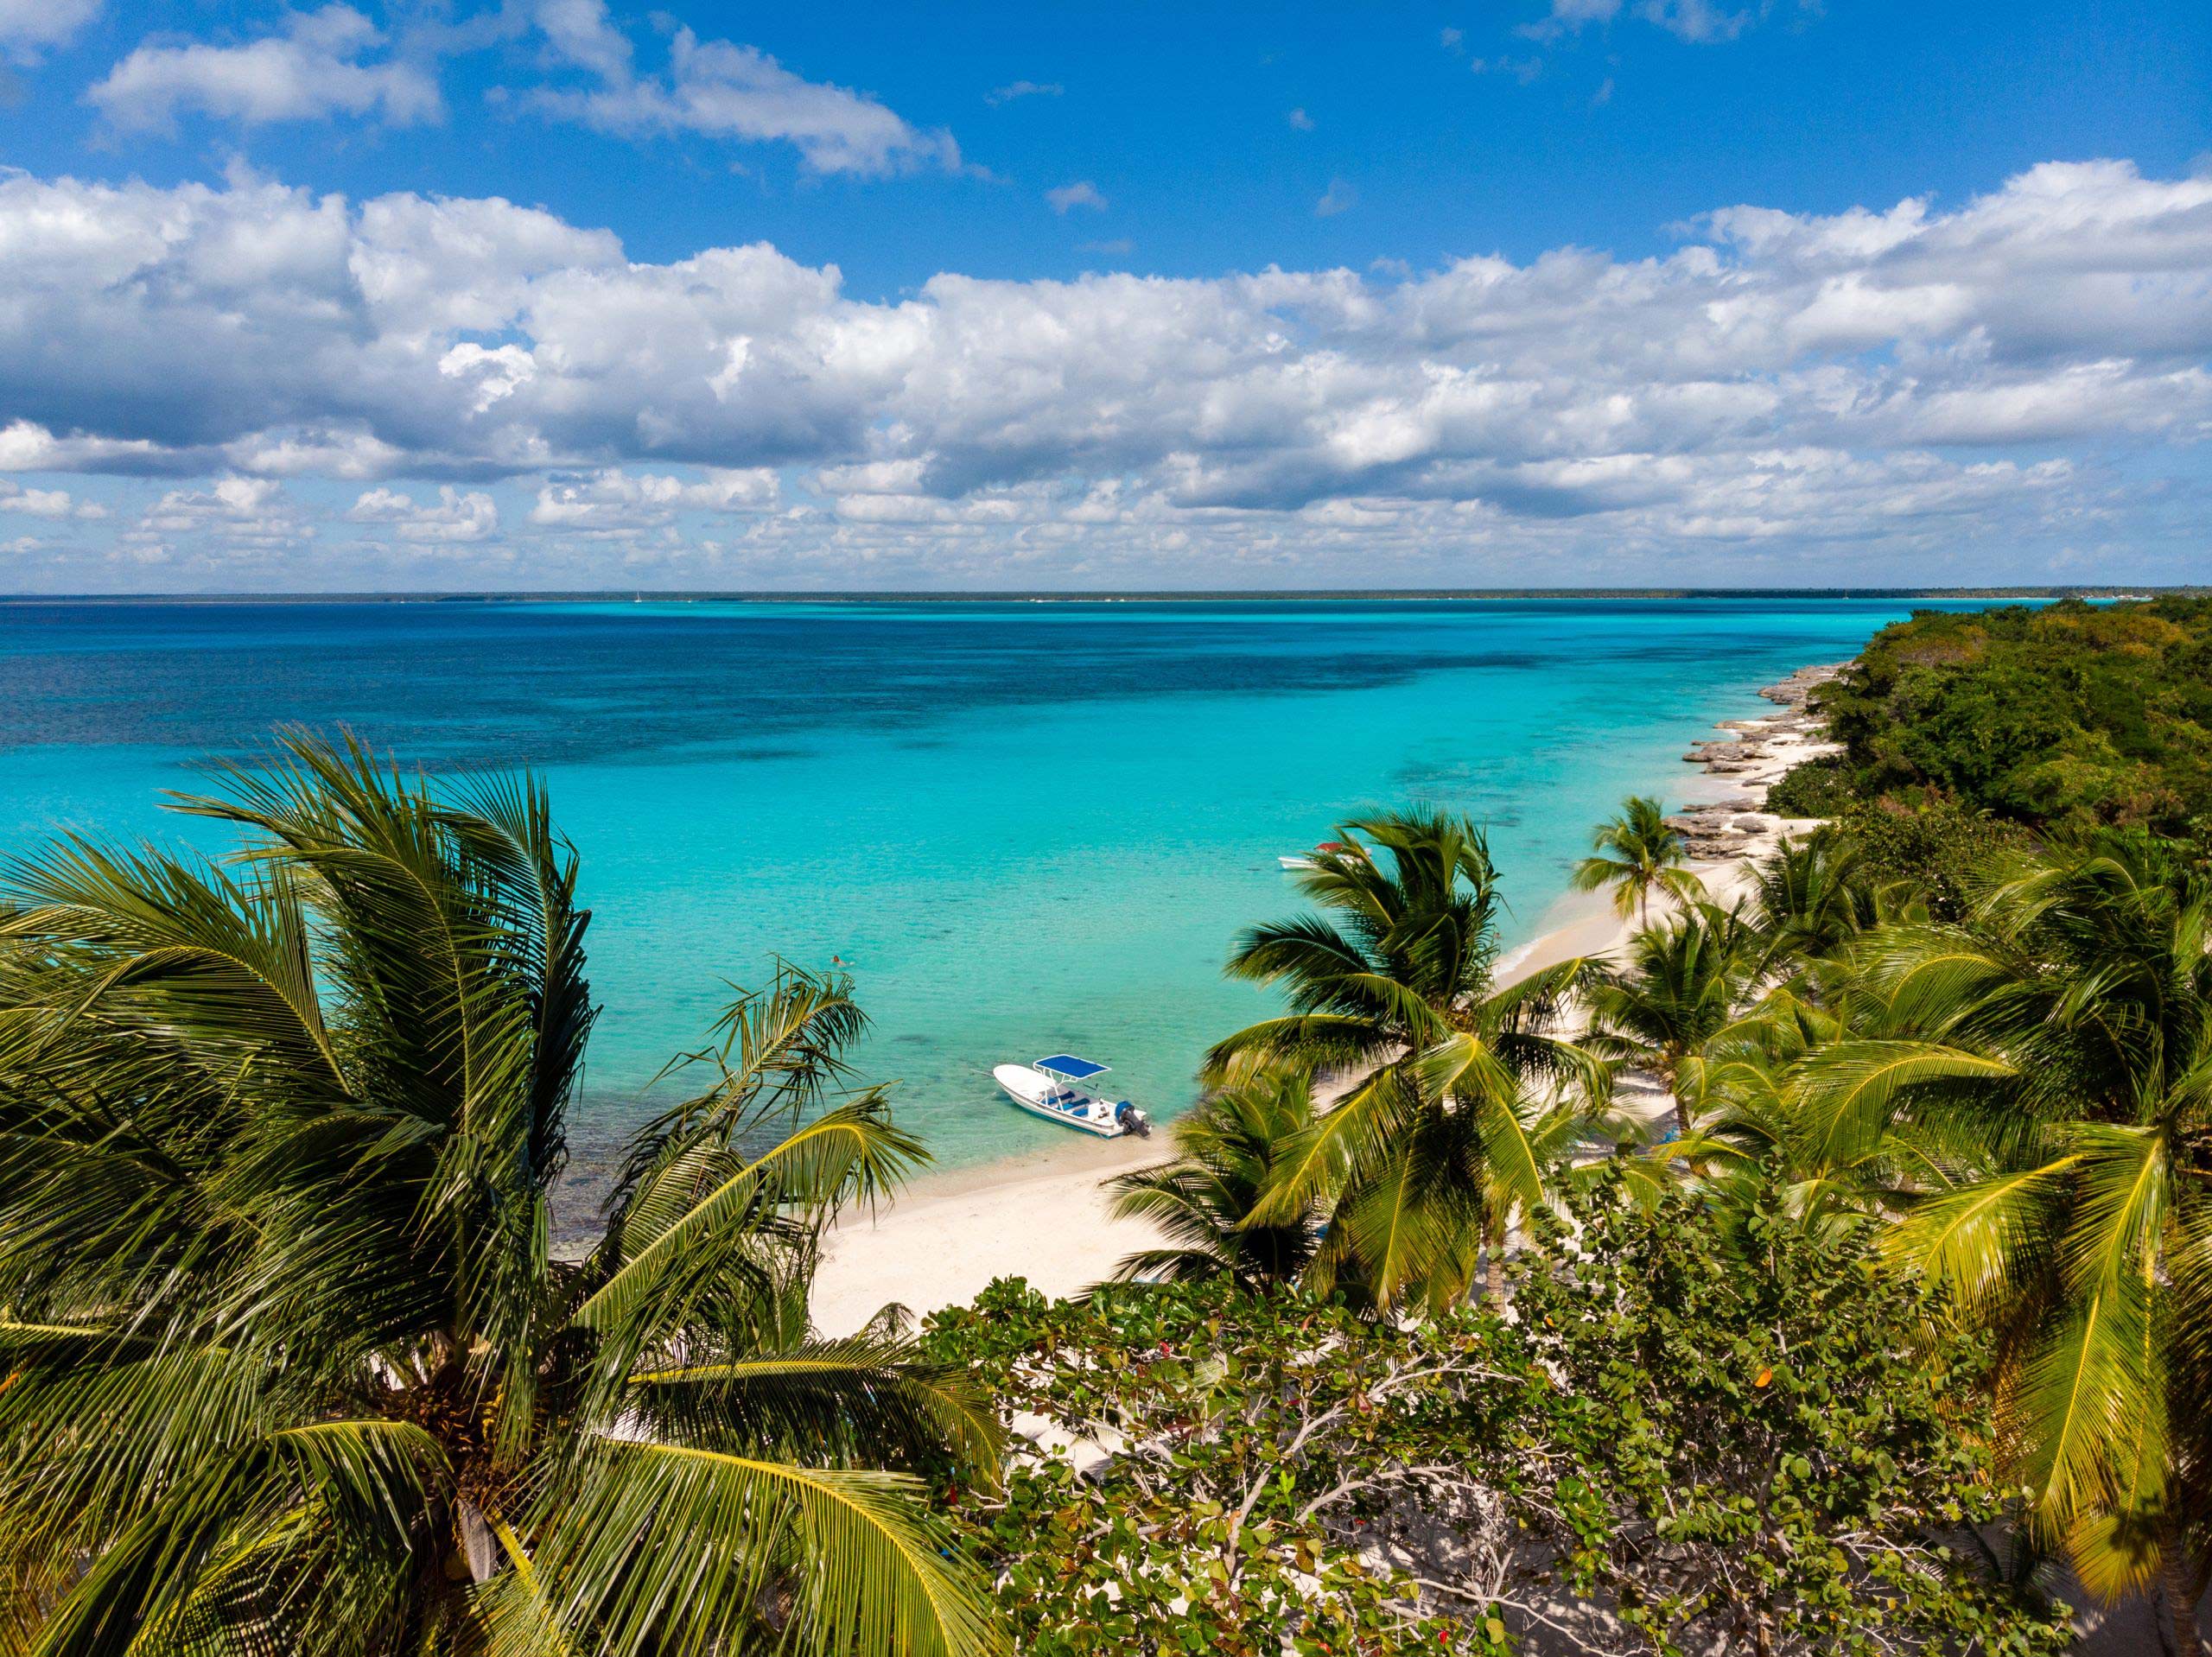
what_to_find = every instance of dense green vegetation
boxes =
[1768,597,2212,835]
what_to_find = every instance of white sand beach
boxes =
[810,669,1840,1336]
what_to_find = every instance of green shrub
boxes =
[1829,797,2030,920]
[1766,754,1855,818]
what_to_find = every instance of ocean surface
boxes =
[0,595,1995,1188]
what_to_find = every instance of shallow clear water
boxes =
[0,595,1992,1178]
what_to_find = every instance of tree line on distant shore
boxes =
[1770,594,2212,835]
[2,597,2207,1654]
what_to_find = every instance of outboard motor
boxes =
[1114,1101,1153,1139]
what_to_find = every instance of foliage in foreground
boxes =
[0,736,999,1657]
[1787,832,2212,1608]
[920,1179,2069,1657]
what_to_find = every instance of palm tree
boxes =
[1581,902,1762,1133]
[1746,828,1888,968]
[1654,986,1904,1235]
[1102,1063,1324,1292]
[1786,833,2212,1642]
[1571,795,1706,928]
[1204,807,1609,1311]
[0,734,1001,1657]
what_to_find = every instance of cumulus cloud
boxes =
[90,5,442,131]
[0,420,188,474]
[1526,0,1812,43]
[0,158,2205,581]
[1287,107,1315,130]
[1046,180,1107,213]
[349,484,499,542]
[529,467,779,537]
[125,477,314,561]
[0,479,102,518]
[1316,178,1357,216]
[524,0,957,175]
[0,0,101,63]
[226,427,408,479]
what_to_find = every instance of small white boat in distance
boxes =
[993,1054,1152,1139]
[1280,840,1356,872]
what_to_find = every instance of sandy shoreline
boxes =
[810,665,1843,1336]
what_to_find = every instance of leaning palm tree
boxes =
[1581,902,1762,1133]
[1786,832,2212,1641]
[0,734,1001,1657]
[1205,808,1609,1311]
[1570,795,1706,927]
[1102,1062,1324,1292]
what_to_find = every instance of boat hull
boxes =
[993,1063,1127,1137]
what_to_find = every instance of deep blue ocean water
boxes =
[0,596,1996,1178]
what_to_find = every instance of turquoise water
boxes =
[0,596,1990,1182]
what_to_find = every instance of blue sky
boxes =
[0,0,2205,589]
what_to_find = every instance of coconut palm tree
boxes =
[1570,795,1706,928]
[1102,1062,1324,1292]
[0,734,1001,1657]
[1745,828,1886,965]
[1785,833,2212,1644]
[1581,903,1763,1133]
[1204,808,1610,1311]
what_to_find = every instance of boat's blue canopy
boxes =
[1035,1053,1109,1080]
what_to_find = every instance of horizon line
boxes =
[1,585,2200,606]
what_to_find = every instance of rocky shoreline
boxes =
[1664,661,1849,861]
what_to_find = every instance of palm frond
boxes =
[572,1100,927,1357]
[527,1441,999,1657]
[624,1343,1001,1476]
[1787,1039,2018,1171]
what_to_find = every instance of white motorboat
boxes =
[1280,840,1357,872]
[993,1054,1152,1139]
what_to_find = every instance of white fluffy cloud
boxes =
[0,480,102,518]
[82,0,950,175]
[90,5,442,131]
[0,0,100,62]
[349,484,498,542]
[524,0,957,175]
[0,157,2206,582]
[529,467,779,537]
[125,478,314,562]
